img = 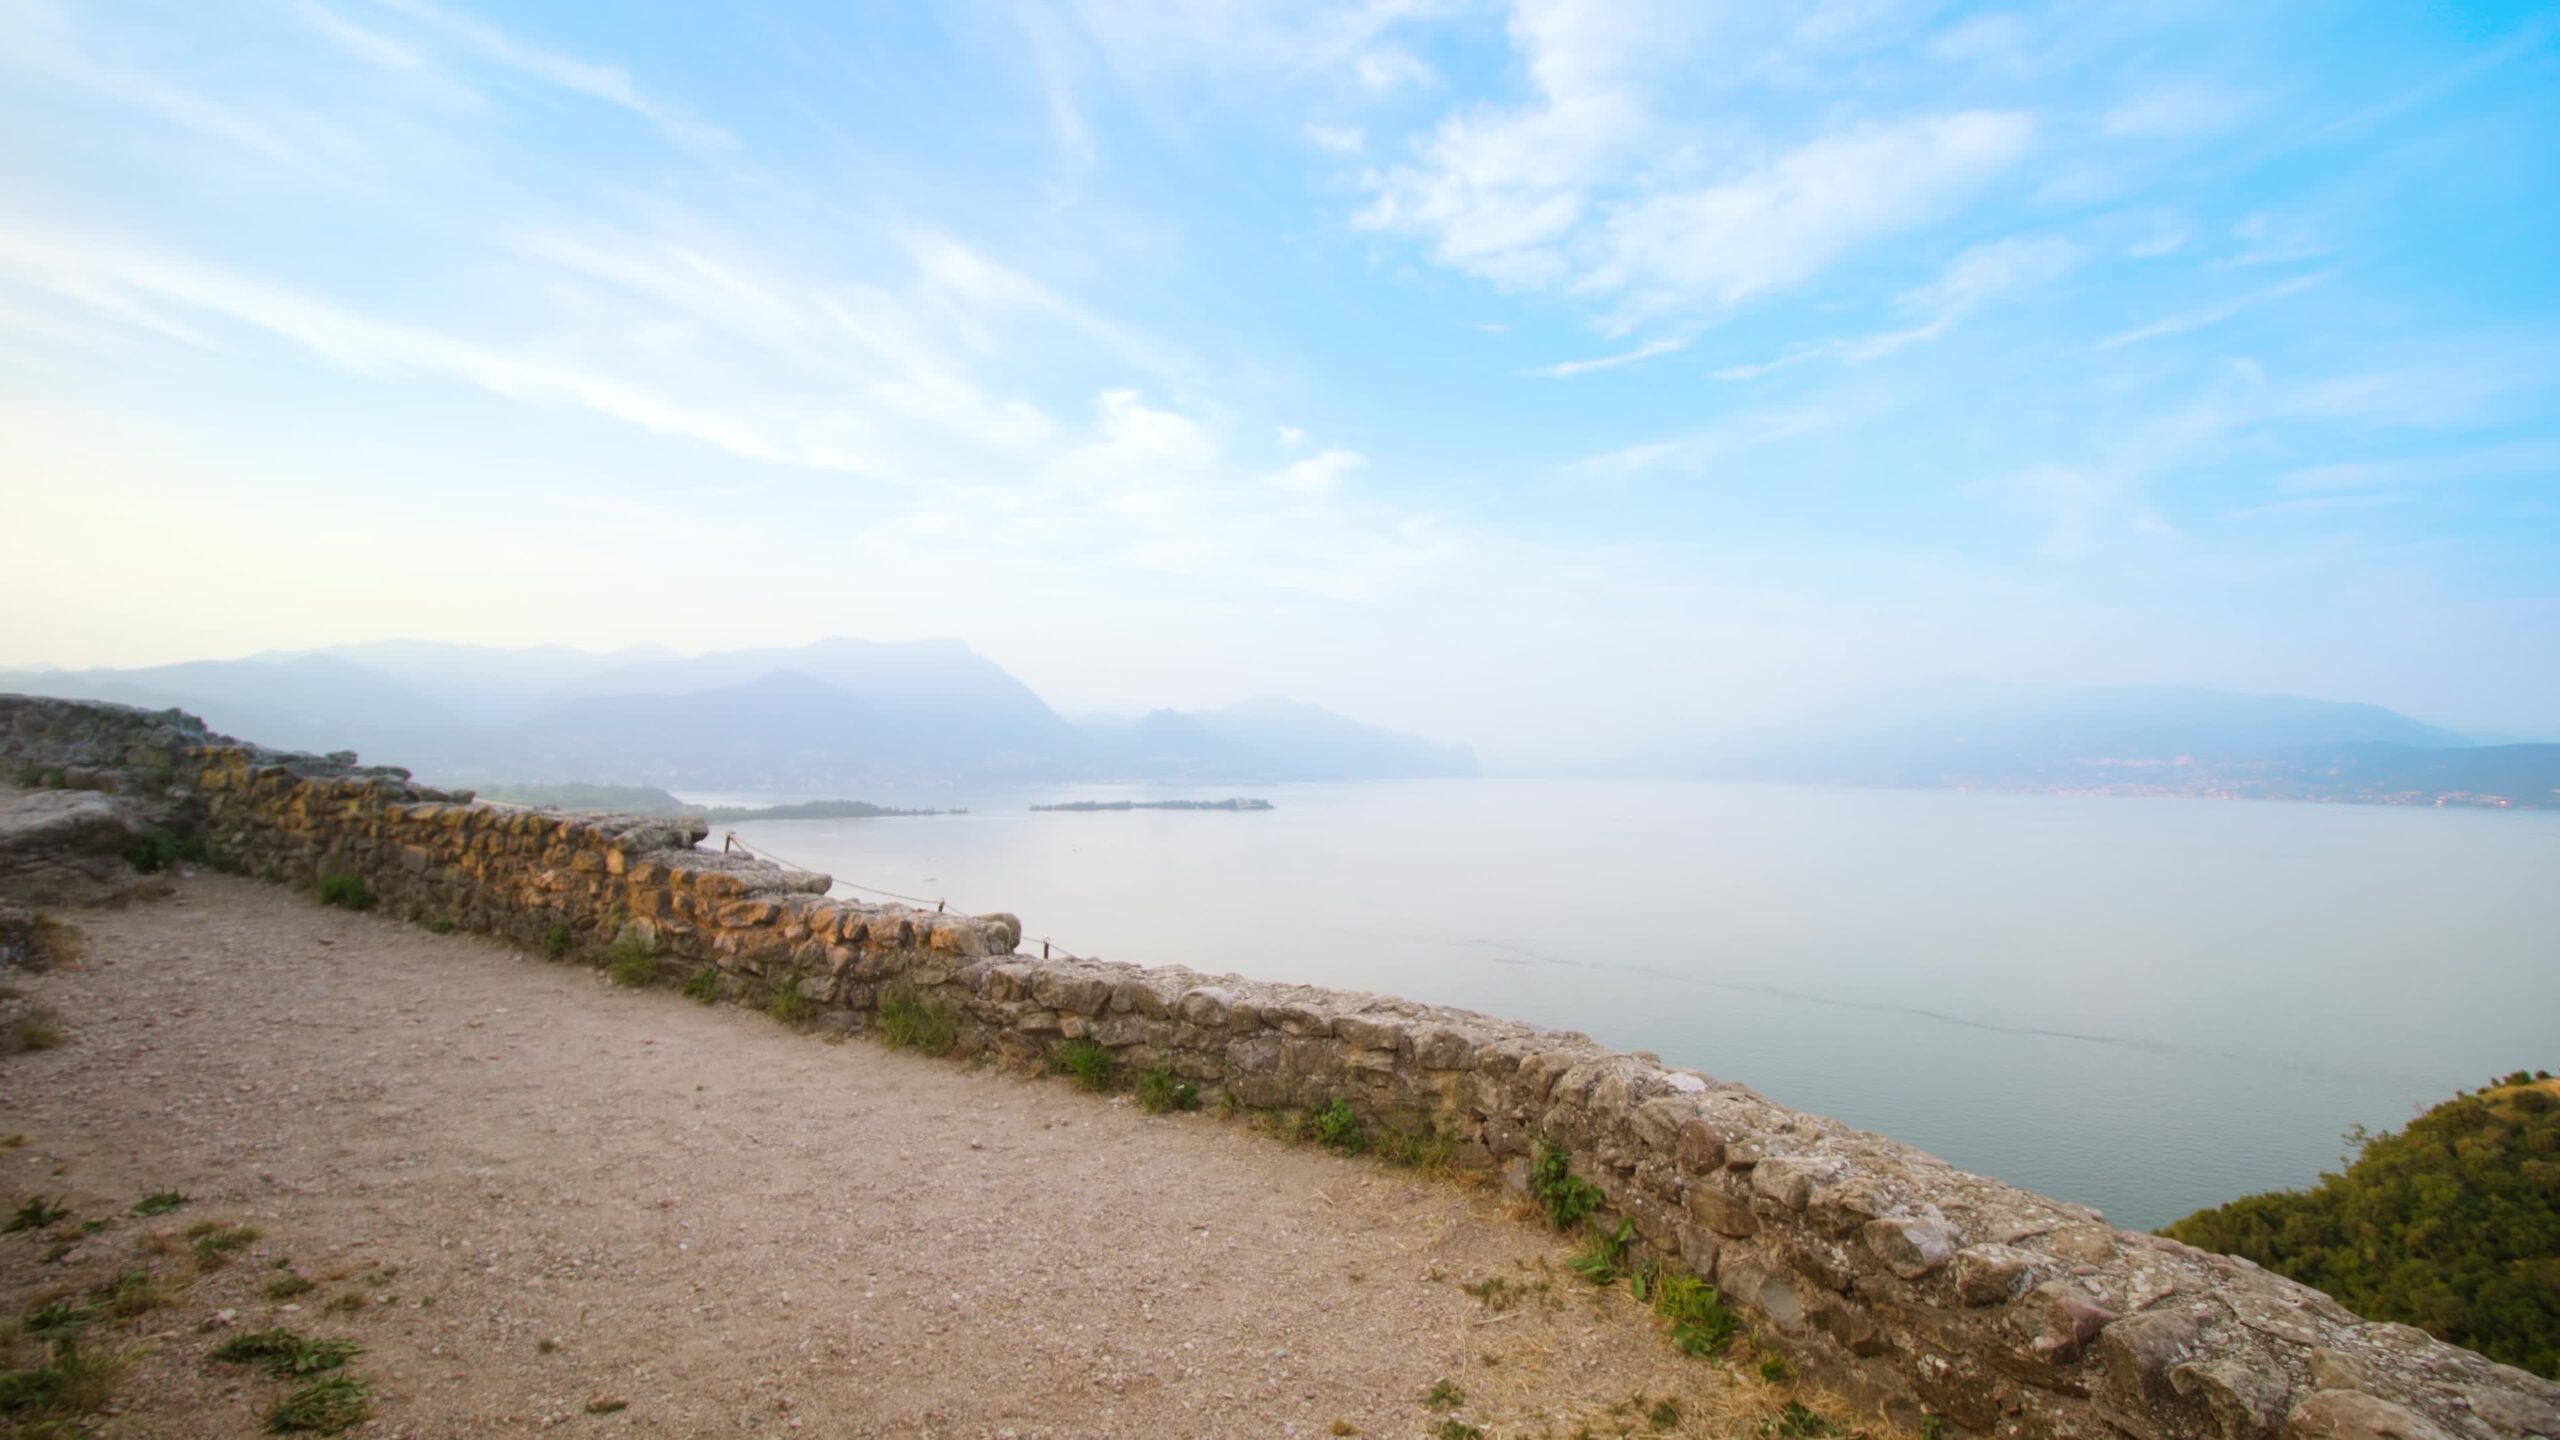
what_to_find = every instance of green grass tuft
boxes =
[213,1328,360,1377]
[7,1197,70,1233]
[681,967,721,1003]
[604,938,659,988]
[267,1372,371,1434]
[1134,1064,1199,1114]
[131,1191,186,1217]
[542,922,572,960]
[1426,1379,1465,1409]
[314,873,371,911]
[1058,1038,1116,1092]
[767,979,815,1025]
[876,987,956,1054]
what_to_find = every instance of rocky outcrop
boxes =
[3,692,2553,1440]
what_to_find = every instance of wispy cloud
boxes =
[1715,233,2080,380]
[2101,83,2252,139]
[2274,442,2560,494]
[2095,270,2331,349]
[1528,336,1686,378]
[358,0,729,150]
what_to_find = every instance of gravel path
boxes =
[1,876,1829,1439]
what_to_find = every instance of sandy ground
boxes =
[1,875,1843,1439]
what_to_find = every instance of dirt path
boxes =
[2,876,1830,1439]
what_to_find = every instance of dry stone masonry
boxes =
[5,693,2555,1440]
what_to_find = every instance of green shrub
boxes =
[1653,1271,1739,1357]
[1567,1218,1637,1285]
[2164,1082,2560,1377]
[121,827,202,875]
[314,873,371,911]
[542,922,572,959]
[1135,1064,1199,1114]
[1530,1144,1602,1231]
[1313,1098,1367,1155]
[605,937,659,988]
[877,987,956,1055]
[681,967,721,1003]
[1059,1038,1116,1092]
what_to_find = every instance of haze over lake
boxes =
[719,779,2560,1231]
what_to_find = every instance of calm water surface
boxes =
[713,780,2560,1230]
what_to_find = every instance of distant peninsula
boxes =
[479,782,951,822]
[1030,798,1275,813]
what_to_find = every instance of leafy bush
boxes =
[1313,1098,1367,1155]
[876,987,957,1054]
[121,827,202,875]
[2163,1078,2560,1378]
[1568,1217,1637,1285]
[1530,1143,1602,1231]
[314,873,371,910]
[1135,1064,1200,1114]
[1654,1272,1739,1357]
[541,922,572,959]
[1059,1038,1116,1092]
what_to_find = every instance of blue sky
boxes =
[1,0,2555,756]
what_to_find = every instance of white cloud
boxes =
[1306,123,1366,154]
[358,0,729,150]
[1271,447,1366,495]
[2095,270,2330,350]
[1528,336,1686,378]
[1589,112,2035,322]
[1713,232,2079,381]
[2273,442,2560,494]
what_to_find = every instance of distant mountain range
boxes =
[0,638,1477,792]
[1700,683,2560,809]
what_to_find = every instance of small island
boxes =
[1030,798,1275,813]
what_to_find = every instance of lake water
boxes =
[712,779,2560,1231]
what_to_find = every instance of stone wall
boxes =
[4,693,2554,1440]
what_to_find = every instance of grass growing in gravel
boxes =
[1058,1038,1116,1092]
[267,1373,371,1433]
[605,937,659,988]
[6,1198,69,1234]
[1134,1064,1199,1114]
[681,967,721,1003]
[130,1191,186,1216]
[876,987,956,1054]
[1426,1378,1466,1409]
[0,1335,127,1427]
[1377,1125,1457,1175]
[314,873,371,911]
[212,1329,361,1377]
[262,1273,316,1300]
[5,1010,64,1054]
[98,1268,171,1319]
[542,923,572,960]
[187,1222,262,1268]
